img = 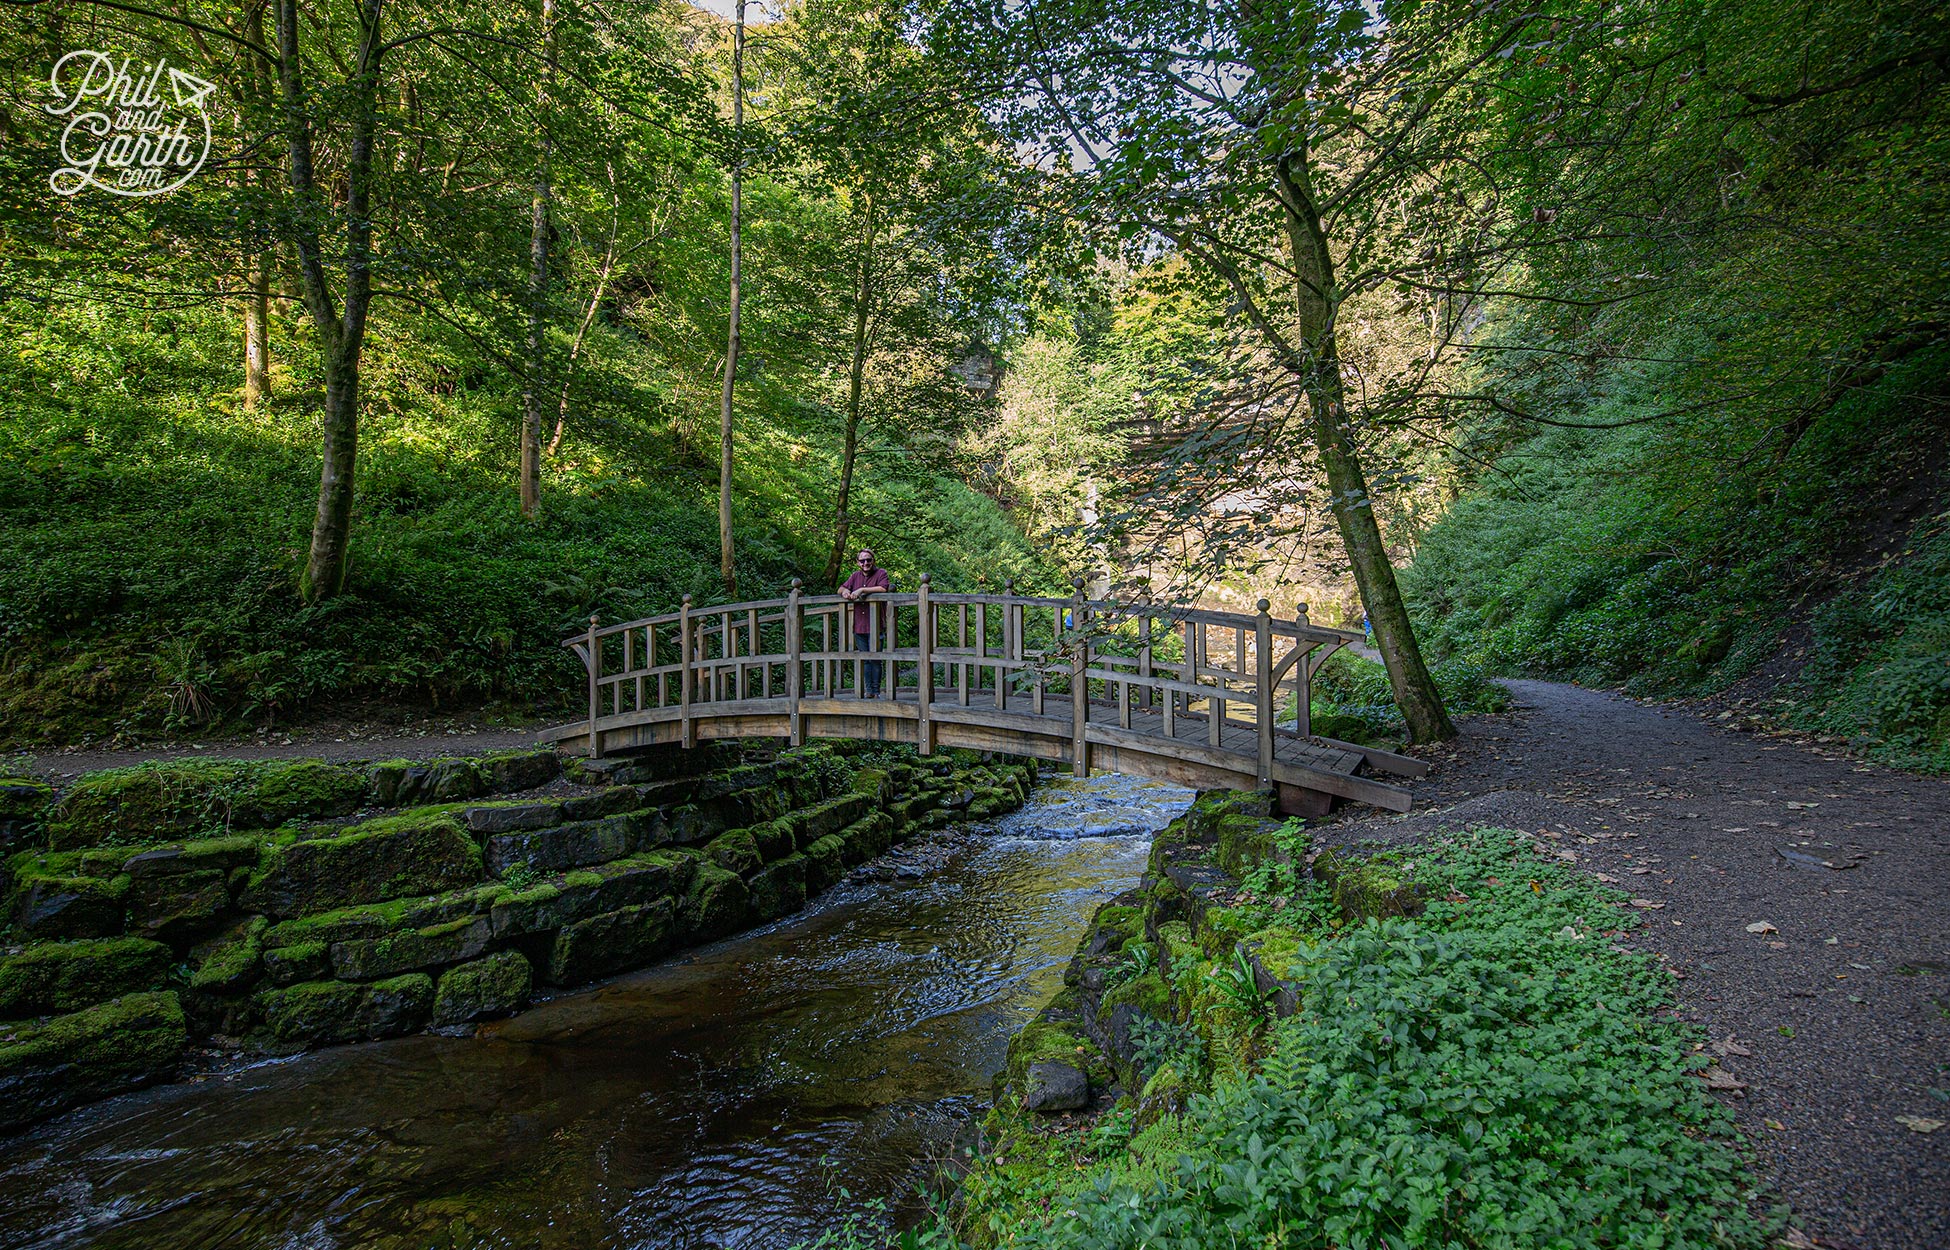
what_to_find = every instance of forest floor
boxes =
[1320,679,1949,1250]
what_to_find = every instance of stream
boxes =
[0,773,1189,1250]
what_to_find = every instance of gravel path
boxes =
[13,725,546,780]
[1324,679,1949,1250]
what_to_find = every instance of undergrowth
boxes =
[1402,350,1949,773]
[943,828,1776,1250]
[0,300,1054,747]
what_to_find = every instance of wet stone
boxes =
[547,899,674,985]
[432,951,531,1027]
[464,803,563,835]
[330,915,493,982]
[1022,1061,1089,1113]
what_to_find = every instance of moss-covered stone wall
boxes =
[0,742,1037,1134]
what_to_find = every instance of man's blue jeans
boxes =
[852,631,883,698]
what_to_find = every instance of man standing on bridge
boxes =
[839,549,892,698]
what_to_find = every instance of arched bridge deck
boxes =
[542,581,1422,815]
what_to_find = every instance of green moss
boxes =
[1004,1015,1093,1088]
[47,759,370,850]
[1091,904,1143,943]
[432,950,532,1027]
[256,973,433,1046]
[261,882,506,950]
[0,936,172,1018]
[189,917,268,993]
[240,812,485,919]
[702,829,761,877]
[1316,849,1426,921]
[1099,968,1169,1020]
[7,871,131,940]
[261,940,328,986]
[0,990,186,1132]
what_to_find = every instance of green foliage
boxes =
[0,294,1052,745]
[1404,354,1948,771]
[971,829,1774,1250]
[1306,650,1511,742]
[1785,512,1950,771]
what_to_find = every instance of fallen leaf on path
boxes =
[1786,801,1820,809]
[1896,1115,1944,1134]
[1745,921,1778,934]
[1630,898,1665,910]
[1765,1118,1788,1132]
[1768,941,1789,949]
[1698,1067,1747,1092]
[1593,872,1620,884]
[1713,1036,1753,1057]
[1631,867,1653,875]
[1780,1225,1814,1246]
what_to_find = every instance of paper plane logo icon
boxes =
[168,66,215,110]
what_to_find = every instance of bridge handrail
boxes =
[560,576,1372,788]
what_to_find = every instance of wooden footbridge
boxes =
[542,581,1422,815]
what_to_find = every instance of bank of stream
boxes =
[0,773,1189,1250]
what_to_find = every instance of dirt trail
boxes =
[14,725,544,780]
[1325,679,1949,1250]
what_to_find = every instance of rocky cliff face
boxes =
[0,741,1037,1133]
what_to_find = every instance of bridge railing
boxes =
[564,579,1362,783]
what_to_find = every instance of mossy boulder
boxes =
[703,829,762,878]
[479,750,561,795]
[837,811,895,865]
[47,760,369,850]
[368,758,484,808]
[8,872,130,940]
[748,854,808,923]
[1214,813,1290,878]
[484,813,644,876]
[257,973,434,1046]
[0,990,186,1132]
[432,951,532,1027]
[749,819,796,862]
[261,883,505,952]
[330,914,494,981]
[788,794,873,845]
[189,918,268,994]
[677,862,749,943]
[262,940,329,986]
[127,868,232,946]
[0,936,172,1019]
[240,812,484,919]
[485,849,696,940]
[547,899,675,984]
[1314,850,1426,921]
[1003,1010,1100,1094]
[802,834,846,894]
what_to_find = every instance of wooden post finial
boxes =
[1256,598,1271,614]
[589,613,599,627]
[790,577,802,589]
[1295,601,1310,621]
[682,592,694,604]
[920,572,931,585]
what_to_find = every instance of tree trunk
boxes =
[717,0,745,597]
[520,0,557,519]
[244,256,271,411]
[281,0,383,602]
[823,201,877,587]
[1276,151,1455,742]
[242,2,272,412]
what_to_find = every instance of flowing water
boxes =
[0,774,1189,1250]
